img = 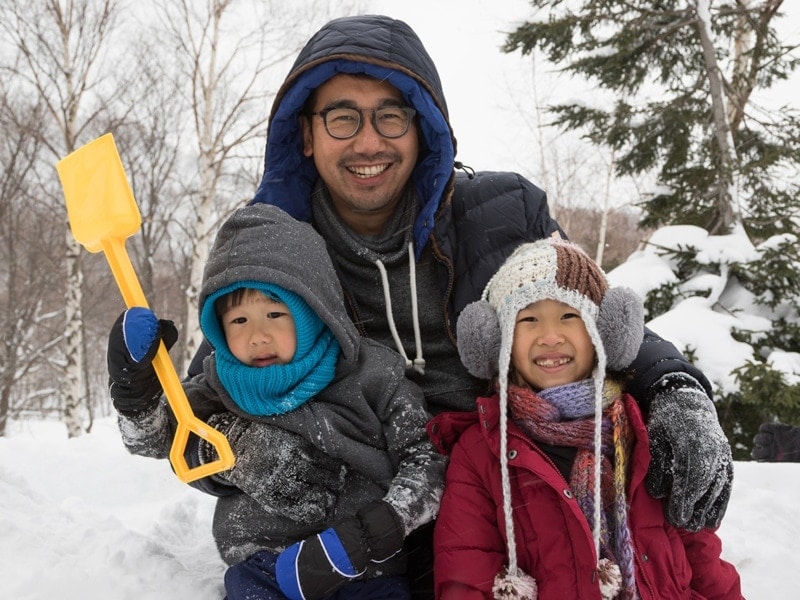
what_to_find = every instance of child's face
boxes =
[510,299,596,391]
[221,292,297,367]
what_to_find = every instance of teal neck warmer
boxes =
[200,281,340,416]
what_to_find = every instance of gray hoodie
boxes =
[119,204,445,569]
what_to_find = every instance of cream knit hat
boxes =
[457,238,644,599]
[457,238,643,380]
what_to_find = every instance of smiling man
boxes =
[300,74,420,236]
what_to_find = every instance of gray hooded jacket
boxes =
[119,204,445,569]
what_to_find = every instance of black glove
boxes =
[645,373,733,531]
[275,500,405,600]
[107,307,178,415]
[198,412,347,525]
[752,423,800,462]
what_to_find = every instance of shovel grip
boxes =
[153,344,236,483]
[103,239,235,483]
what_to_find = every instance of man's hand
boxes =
[107,308,178,415]
[645,373,733,531]
[752,422,800,462]
[275,500,404,600]
[199,412,346,525]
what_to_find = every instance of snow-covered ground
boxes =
[1,417,798,599]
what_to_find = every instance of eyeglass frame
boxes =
[310,105,418,140]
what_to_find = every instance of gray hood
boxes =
[199,204,359,365]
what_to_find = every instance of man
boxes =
[115,14,733,599]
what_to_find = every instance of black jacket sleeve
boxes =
[187,338,213,378]
[626,326,714,414]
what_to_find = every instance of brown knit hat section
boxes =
[553,242,608,308]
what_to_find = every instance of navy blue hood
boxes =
[250,15,457,256]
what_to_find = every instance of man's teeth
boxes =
[535,357,571,367]
[350,164,388,177]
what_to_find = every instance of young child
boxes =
[107,204,445,600]
[427,239,743,599]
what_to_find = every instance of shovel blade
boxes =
[56,133,140,254]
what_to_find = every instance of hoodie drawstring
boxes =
[374,241,426,375]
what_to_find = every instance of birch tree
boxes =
[111,43,189,305]
[0,93,65,435]
[506,57,645,268]
[0,0,123,437]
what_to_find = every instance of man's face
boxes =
[300,74,419,236]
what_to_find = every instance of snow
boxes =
[0,416,798,598]
[607,225,798,395]
[1,419,226,600]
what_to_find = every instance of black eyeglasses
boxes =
[311,106,417,139]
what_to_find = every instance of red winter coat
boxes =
[427,393,743,600]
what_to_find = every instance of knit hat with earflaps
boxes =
[457,238,644,600]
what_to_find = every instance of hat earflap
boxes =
[457,299,501,380]
[597,287,644,371]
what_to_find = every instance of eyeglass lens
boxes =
[322,107,414,139]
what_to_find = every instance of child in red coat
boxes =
[428,239,744,599]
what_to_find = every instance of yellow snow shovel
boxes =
[56,133,234,483]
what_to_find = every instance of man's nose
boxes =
[351,113,385,152]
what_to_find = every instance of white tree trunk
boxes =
[595,148,615,267]
[694,0,741,233]
[183,160,217,368]
[64,234,85,438]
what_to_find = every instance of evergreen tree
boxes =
[504,1,800,458]
[504,0,798,237]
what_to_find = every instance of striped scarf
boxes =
[508,380,637,600]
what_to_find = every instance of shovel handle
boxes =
[103,238,234,483]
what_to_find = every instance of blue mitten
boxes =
[275,500,404,600]
[107,307,178,415]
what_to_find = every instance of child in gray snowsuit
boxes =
[107,204,445,600]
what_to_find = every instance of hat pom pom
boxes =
[598,287,644,371]
[597,558,622,599]
[492,567,538,599]
[457,300,501,379]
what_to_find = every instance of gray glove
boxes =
[645,373,733,531]
[199,412,346,525]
